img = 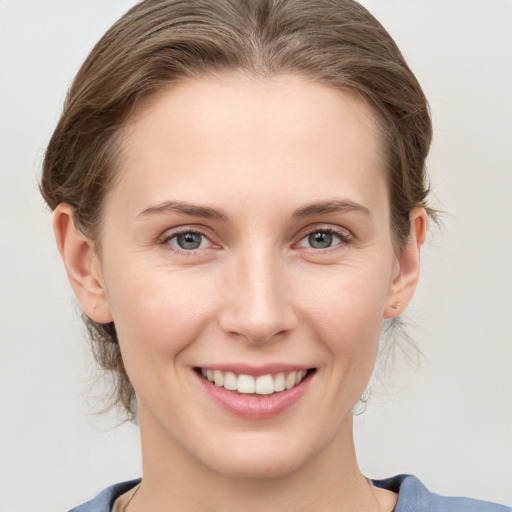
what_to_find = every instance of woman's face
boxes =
[88,75,420,478]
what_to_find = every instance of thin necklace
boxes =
[124,483,141,512]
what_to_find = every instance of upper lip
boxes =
[194,363,315,377]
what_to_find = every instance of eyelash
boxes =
[158,225,353,255]
[159,227,217,255]
[295,226,352,252]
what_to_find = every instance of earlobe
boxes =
[384,207,426,319]
[53,204,113,324]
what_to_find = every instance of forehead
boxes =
[112,74,388,218]
[126,74,381,154]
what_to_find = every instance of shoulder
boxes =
[68,479,141,512]
[372,474,511,512]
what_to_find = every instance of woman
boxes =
[40,0,510,511]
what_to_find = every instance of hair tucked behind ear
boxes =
[41,0,433,421]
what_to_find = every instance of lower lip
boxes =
[197,372,313,420]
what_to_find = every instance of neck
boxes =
[133,412,385,512]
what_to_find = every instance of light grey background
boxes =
[1,1,511,511]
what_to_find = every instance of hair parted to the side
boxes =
[41,0,433,421]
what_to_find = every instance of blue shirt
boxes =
[69,474,511,511]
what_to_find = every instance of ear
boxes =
[384,207,427,319]
[53,204,113,324]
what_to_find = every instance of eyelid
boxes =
[156,223,353,255]
[158,225,219,253]
[294,224,353,250]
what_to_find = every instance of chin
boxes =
[208,451,305,480]
[195,429,325,481]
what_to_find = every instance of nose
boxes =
[217,248,298,343]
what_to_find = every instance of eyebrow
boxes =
[137,201,229,221]
[292,199,371,219]
[136,198,370,222]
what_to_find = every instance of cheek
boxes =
[104,263,219,364]
[298,263,391,342]
[295,262,391,396]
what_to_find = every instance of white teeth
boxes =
[213,370,224,387]
[274,373,286,392]
[295,370,306,385]
[255,374,274,395]
[237,374,255,393]
[285,372,296,390]
[223,371,237,391]
[200,368,310,395]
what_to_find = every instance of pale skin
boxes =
[54,74,426,512]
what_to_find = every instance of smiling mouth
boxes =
[195,368,316,395]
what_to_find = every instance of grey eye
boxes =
[174,232,204,250]
[308,231,334,249]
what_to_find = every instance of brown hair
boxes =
[41,0,433,421]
